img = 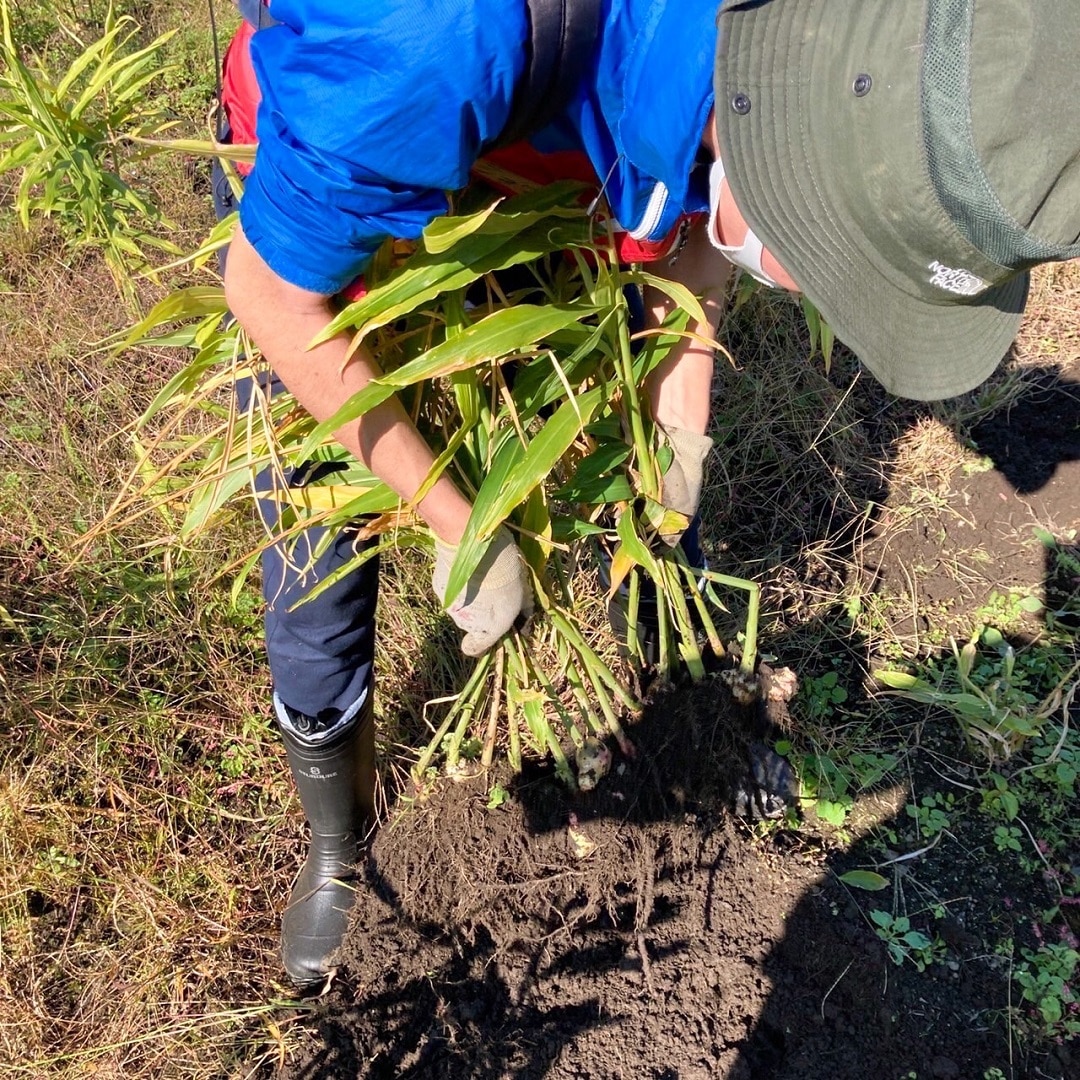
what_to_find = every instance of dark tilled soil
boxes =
[275,675,1069,1079]
[274,366,1079,1080]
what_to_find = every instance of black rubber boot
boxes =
[605,581,661,667]
[277,693,376,988]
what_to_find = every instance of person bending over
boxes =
[218,0,1080,986]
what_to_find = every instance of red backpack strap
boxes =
[221,21,260,174]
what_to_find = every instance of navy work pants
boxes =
[214,163,377,723]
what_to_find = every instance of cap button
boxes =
[731,92,752,115]
[852,73,873,97]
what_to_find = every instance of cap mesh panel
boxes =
[922,0,1080,269]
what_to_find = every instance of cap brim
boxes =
[715,0,1028,402]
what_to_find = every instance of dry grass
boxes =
[1015,259,1080,362]
[707,288,885,642]
[0,130,295,1072]
[708,263,1079,647]
[0,202,534,1080]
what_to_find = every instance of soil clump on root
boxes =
[274,676,1019,1080]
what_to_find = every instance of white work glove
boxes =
[432,527,532,657]
[658,425,713,546]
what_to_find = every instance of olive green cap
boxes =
[715,0,1080,401]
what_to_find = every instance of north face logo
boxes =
[928,260,987,297]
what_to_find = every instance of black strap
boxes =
[236,0,278,27]
[497,0,601,147]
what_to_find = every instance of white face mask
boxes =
[706,155,785,289]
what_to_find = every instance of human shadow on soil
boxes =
[727,369,1080,1080]
[968,369,1080,494]
[287,922,610,1079]
[271,358,1079,1080]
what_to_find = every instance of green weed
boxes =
[0,0,181,301]
[977,590,1046,633]
[1034,526,1080,578]
[797,668,848,723]
[878,625,1079,763]
[1014,942,1080,1040]
[870,909,947,972]
[798,745,899,828]
[992,824,1022,853]
[156,23,223,119]
[905,791,955,839]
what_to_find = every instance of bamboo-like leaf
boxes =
[299,303,594,460]
[314,216,592,346]
[440,430,524,605]
[606,548,635,597]
[630,308,693,385]
[820,316,835,374]
[509,319,613,421]
[259,483,379,511]
[424,196,585,255]
[839,870,890,892]
[121,287,228,350]
[381,303,595,388]
[803,295,836,372]
[444,383,604,603]
[449,369,487,479]
[875,670,930,691]
[148,211,236,276]
[77,46,172,120]
[958,640,977,681]
[421,200,503,253]
[0,136,37,173]
[559,471,634,505]
[877,672,999,721]
[615,506,661,577]
[554,441,633,504]
[632,270,711,331]
[56,13,129,100]
[70,27,152,118]
[286,529,408,609]
[551,518,607,543]
[412,422,471,507]
[519,689,550,754]
[801,296,821,356]
[138,332,237,424]
[951,694,999,718]
[180,460,256,538]
[655,507,690,536]
[478,385,604,531]
[124,134,257,165]
[517,484,552,575]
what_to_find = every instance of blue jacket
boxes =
[240,0,717,295]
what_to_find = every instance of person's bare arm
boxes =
[645,216,732,434]
[224,224,473,545]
